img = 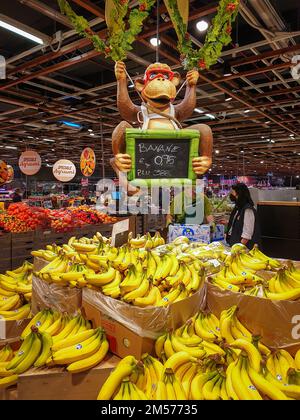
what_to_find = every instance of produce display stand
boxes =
[258,201,300,261]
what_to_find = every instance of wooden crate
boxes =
[0,233,12,273]
[11,232,35,270]
[0,387,17,400]
[17,354,120,400]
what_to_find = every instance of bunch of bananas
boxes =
[265,264,300,301]
[98,304,300,400]
[0,262,32,320]
[211,252,300,301]
[128,232,165,249]
[0,309,110,390]
[86,250,205,306]
[0,261,32,300]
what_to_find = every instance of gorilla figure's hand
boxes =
[115,61,127,81]
[192,156,212,175]
[186,69,199,86]
[114,153,132,172]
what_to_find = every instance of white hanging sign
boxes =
[53,159,76,182]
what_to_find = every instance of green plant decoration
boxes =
[165,0,240,70]
[57,0,156,61]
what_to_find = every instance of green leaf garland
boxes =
[165,0,240,70]
[57,0,156,61]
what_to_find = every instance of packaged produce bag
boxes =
[168,224,211,244]
[31,275,82,315]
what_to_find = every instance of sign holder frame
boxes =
[125,128,200,187]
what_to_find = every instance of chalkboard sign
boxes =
[126,129,200,186]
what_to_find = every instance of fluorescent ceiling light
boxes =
[244,109,250,113]
[128,83,134,88]
[0,19,44,44]
[205,113,215,119]
[195,108,205,114]
[215,150,220,154]
[196,20,209,32]
[5,146,18,150]
[88,129,93,132]
[150,37,161,47]
[90,133,95,136]
[60,120,82,129]
[43,138,55,142]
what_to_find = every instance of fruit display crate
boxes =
[11,231,35,270]
[0,222,119,273]
[0,233,12,273]
[16,354,120,400]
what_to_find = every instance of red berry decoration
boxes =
[84,28,94,36]
[198,59,206,70]
[226,2,237,13]
[105,46,111,54]
[120,0,127,3]
[226,25,232,34]
[139,4,146,11]
[184,33,190,40]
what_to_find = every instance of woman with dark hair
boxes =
[226,183,260,249]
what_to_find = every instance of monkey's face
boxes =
[135,63,181,109]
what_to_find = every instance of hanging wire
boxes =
[99,112,105,180]
[156,0,160,62]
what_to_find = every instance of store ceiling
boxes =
[0,0,300,178]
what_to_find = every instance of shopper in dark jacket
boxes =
[226,183,260,250]
[12,189,23,203]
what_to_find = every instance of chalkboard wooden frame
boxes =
[125,128,200,186]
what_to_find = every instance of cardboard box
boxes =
[82,286,206,359]
[168,224,211,243]
[0,318,31,341]
[206,281,300,354]
[31,275,82,315]
[83,300,155,359]
[17,353,120,400]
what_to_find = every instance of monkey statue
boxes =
[110,61,213,179]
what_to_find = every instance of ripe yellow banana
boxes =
[155,334,166,359]
[12,331,42,374]
[0,374,18,389]
[85,267,116,287]
[230,339,262,372]
[34,331,53,368]
[97,356,138,400]
[67,334,109,373]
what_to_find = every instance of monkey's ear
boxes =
[135,78,145,92]
[172,72,181,87]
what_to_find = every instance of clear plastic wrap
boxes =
[206,282,300,350]
[83,286,206,339]
[32,275,82,315]
[33,257,49,272]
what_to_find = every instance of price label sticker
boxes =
[209,259,221,268]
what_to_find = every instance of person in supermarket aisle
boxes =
[167,186,215,230]
[11,188,23,203]
[226,183,261,249]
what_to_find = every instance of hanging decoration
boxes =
[19,150,42,176]
[0,160,8,185]
[57,0,156,61]
[6,165,14,184]
[80,147,96,177]
[53,159,76,182]
[164,0,240,70]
